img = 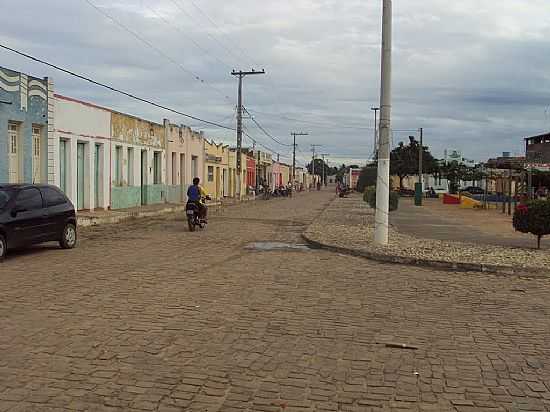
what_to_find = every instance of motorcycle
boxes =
[186,196,210,232]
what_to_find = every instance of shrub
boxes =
[363,186,399,212]
[513,200,550,249]
[357,166,377,193]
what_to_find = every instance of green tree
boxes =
[390,136,438,188]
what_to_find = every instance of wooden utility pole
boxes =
[311,144,322,185]
[291,132,308,196]
[231,69,265,198]
[320,154,330,186]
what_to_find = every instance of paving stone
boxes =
[2,191,550,412]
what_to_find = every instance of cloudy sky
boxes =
[2,0,550,167]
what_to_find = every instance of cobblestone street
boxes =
[2,190,550,411]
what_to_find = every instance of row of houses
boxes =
[0,66,314,211]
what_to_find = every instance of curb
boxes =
[77,202,221,227]
[302,232,547,277]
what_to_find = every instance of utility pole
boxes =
[311,144,322,186]
[231,69,265,199]
[291,132,308,196]
[374,0,393,245]
[371,107,380,157]
[321,154,330,186]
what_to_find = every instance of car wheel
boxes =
[60,223,77,249]
[0,234,6,261]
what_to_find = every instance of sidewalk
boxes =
[303,194,550,276]
[77,200,222,227]
[391,197,548,250]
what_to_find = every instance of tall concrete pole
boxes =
[371,107,379,158]
[374,0,393,245]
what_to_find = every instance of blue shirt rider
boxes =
[187,177,209,220]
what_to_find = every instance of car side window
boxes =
[42,187,67,207]
[15,188,44,211]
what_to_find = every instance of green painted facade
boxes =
[111,186,142,210]
[143,184,166,205]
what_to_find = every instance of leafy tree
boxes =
[390,136,438,188]
[306,159,334,184]
[438,161,485,193]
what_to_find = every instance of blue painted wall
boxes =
[0,66,49,183]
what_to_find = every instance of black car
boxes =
[0,184,77,260]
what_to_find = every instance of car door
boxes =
[11,188,47,245]
[41,186,71,240]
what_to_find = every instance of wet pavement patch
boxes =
[245,242,312,251]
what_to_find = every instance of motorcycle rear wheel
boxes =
[188,219,195,232]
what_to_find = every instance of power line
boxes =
[143,2,234,74]
[245,107,418,132]
[84,0,229,101]
[184,0,258,68]
[170,0,249,68]
[0,43,235,131]
[243,107,292,147]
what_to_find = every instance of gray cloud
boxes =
[2,0,550,166]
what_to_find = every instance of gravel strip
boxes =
[305,194,550,273]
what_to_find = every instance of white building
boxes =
[54,94,110,211]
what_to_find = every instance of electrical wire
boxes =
[185,0,258,68]
[0,43,235,131]
[246,107,419,133]
[83,0,230,101]
[170,0,249,68]
[143,2,234,74]
[243,107,292,147]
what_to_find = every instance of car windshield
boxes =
[0,190,11,209]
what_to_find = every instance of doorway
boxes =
[32,126,41,183]
[77,143,85,210]
[141,150,147,205]
[59,140,67,193]
[94,144,101,209]
[8,123,20,183]
[180,153,185,202]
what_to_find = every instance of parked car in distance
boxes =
[0,184,77,261]
[461,186,485,195]
[398,188,415,197]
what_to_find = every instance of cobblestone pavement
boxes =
[2,190,550,411]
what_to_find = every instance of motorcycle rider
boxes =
[187,177,209,221]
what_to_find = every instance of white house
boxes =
[54,94,111,211]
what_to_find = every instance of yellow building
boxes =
[204,140,229,200]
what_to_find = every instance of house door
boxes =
[215,167,220,199]
[222,169,227,197]
[32,126,41,183]
[77,143,85,210]
[59,140,67,193]
[94,144,100,209]
[180,153,185,202]
[8,123,20,183]
[141,150,147,205]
